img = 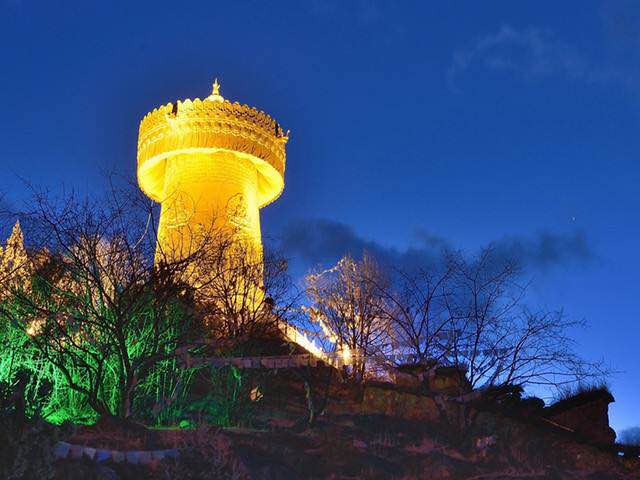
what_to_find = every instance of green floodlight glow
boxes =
[0,319,106,424]
[0,282,197,426]
[0,264,265,429]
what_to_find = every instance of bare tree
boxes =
[307,247,608,392]
[380,264,454,365]
[0,185,231,419]
[415,247,607,390]
[196,242,299,348]
[305,253,392,381]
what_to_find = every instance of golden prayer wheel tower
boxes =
[137,80,288,263]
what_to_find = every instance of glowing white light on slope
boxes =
[341,345,352,365]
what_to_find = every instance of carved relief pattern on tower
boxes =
[163,191,196,229]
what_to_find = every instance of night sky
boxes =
[1,1,638,432]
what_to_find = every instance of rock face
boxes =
[426,366,472,396]
[391,363,472,396]
[361,384,440,422]
[544,388,617,446]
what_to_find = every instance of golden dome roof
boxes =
[137,80,289,208]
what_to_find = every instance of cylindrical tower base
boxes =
[157,151,263,262]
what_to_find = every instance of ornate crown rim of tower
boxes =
[136,80,289,209]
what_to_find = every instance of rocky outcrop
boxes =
[391,363,472,396]
[361,384,440,422]
[544,388,617,446]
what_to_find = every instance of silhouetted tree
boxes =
[441,247,605,389]
[379,263,454,365]
[308,247,607,391]
[0,185,226,419]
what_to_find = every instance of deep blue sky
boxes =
[1,1,638,432]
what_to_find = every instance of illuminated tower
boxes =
[136,80,288,262]
[136,80,327,359]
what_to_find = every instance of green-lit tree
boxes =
[0,187,220,421]
[0,182,303,425]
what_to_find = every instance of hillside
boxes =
[46,371,640,480]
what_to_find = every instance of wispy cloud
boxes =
[280,218,442,272]
[448,25,627,89]
[489,230,594,269]
[279,218,595,274]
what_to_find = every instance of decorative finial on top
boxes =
[207,78,224,103]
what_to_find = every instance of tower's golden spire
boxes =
[207,78,224,103]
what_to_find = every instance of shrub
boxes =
[0,370,72,480]
[164,428,246,480]
[183,366,259,428]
